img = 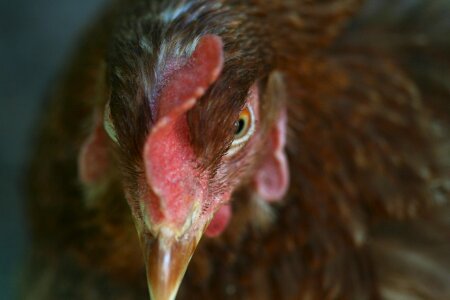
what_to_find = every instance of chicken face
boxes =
[89,16,289,297]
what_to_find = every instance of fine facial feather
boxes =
[24,0,449,299]
[107,0,276,172]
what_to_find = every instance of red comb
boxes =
[143,35,224,226]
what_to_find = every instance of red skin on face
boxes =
[79,35,288,238]
[143,35,226,229]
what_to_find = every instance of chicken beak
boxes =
[140,224,206,300]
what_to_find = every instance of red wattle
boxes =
[205,204,232,237]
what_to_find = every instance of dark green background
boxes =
[0,1,106,298]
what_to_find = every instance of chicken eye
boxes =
[227,105,255,156]
[234,114,248,138]
[104,103,118,143]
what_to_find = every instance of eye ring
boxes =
[227,105,255,156]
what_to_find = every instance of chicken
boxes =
[23,0,450,299]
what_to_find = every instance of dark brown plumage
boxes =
[23,0,449,299]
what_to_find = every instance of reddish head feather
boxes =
[143,35,224,228]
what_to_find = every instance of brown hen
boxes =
[24,0,450,299]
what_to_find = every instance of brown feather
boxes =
[24,0,449,299]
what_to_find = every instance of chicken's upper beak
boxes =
[139,223,207,300]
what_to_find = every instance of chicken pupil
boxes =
[235,118,246,136]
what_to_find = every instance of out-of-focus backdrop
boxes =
[0,1,106,298]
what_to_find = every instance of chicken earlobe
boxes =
[78,113,111,185]
[253,109,289,202]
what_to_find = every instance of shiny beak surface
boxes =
[140,227,204,300]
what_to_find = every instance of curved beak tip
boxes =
[142,229,201,300]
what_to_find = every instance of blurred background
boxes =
[0,0,106,298]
